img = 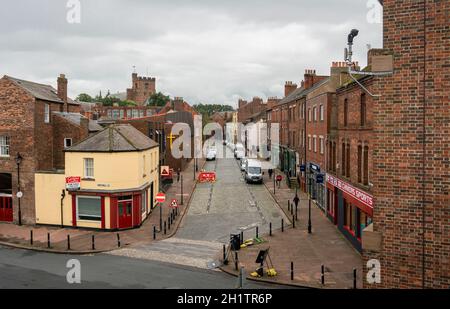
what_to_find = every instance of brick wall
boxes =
[0,78,36,224]
[363,0,450,289]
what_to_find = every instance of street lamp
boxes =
[15,153,23,226]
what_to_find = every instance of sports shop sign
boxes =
[326,174,373,210]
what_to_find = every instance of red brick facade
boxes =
[362,0,450,289]
[0,75,89,224]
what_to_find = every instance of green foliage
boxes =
[146,92,170,107]
[118,100,137,107]
[76,93,93,102]
[193,103,234,117]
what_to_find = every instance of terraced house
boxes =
[0,74,101,225]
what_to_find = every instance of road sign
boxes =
[300,165,306,172]
[65,176,81,191]
[156,192,166,203]
[16,191,23,199]
[170,199,179,208]
[161,166,170,176]
[316,173,325,184]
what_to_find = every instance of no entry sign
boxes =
[156,192,166,203]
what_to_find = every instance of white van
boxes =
[235,144,245,160]
[245,159,263,184]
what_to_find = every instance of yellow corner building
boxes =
[35,124,159,230]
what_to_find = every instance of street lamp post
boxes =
[181,174,184,205]
[15,153,23,226]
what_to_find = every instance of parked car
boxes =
[245,159,263,184]
[206,148,216,161]
[235,144,245,160]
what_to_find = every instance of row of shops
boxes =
[277,147,373,253]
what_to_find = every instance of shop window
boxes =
[142,191,147,214]
[0,136,10,157]
[344,200,352,229]
[77,196,101,221]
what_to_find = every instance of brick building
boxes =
[362,0,450,288]
[126,73,156,105]
[0,74,96,224]
[237,97,266,124]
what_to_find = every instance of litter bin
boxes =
[230,233,241,251]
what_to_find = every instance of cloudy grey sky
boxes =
[0,0,382,107]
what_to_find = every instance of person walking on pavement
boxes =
[268,168,273,179]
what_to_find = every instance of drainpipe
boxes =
[60,189,66,228]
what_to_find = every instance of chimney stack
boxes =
[284,81,297,97]
[238,99,247,109]
[303,69,317,89]
[57,74,68,112]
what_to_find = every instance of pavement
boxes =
[0,245,286,289]
[0,157,206,254]
[220,166,364,289]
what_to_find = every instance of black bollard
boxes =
[30,230,33,245]
[153,226,156,240]
[168,217,171,230]
[291,262,294,281]
[295,204,298,221]
[235,251,239,271]
[240,231,244,245]
[321,264,325,285]
[47,233,51,248]
[282,219,284,232]
[353,268,357,289]
[269,222,272,236]
[92,235,95,250]
[67,235,71,250]
[287,201,290,211]
[164,221,167,235]
[117,233,121,248]
[292,215,295,228]
[256,226,259,238]
[223,244,226,261]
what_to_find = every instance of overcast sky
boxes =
[0,0,382,107]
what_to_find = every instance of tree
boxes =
[76,93,93,102]
[193,103,234,117]
[147,92,170,107]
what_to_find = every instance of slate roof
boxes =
[66,124,158,152]
[276,77,331,106]
[4,75,78,104]
[53,112,103,132]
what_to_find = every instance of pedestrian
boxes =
[177,168,181,183]
[276,175,282,189]
[268,168,273,179]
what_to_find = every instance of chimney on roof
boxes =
[57,74,68,112]
[284,81,297,97]
[173,97,184,111]
[238,99,247,109]
[304,69,317,89]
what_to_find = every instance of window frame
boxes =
[83,158,94,179]
[64,138,73,149]
[77,196,102,222]
[0,136,10,157]
[44,103,50,123]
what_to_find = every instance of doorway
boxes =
[118,196,133,229]
[0,173,13,222]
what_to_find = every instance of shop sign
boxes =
[326,174,373,208]
[309,163,320,172]
[65,176,81,191]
